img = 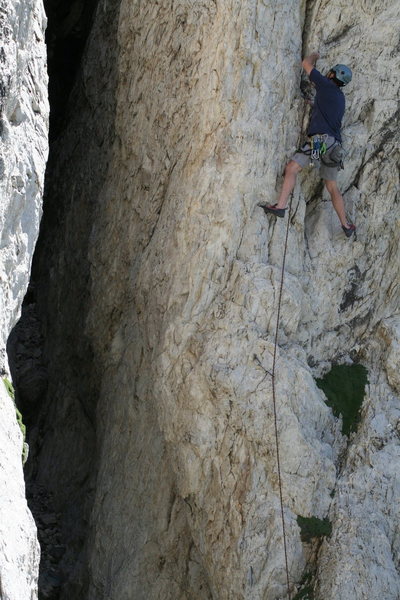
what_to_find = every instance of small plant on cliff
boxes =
[2,377,28,464]
[293,587,314,600]
[293,571,314,600]
[315,363,368,436]
[297,515,332,543]
[3,376,15,399]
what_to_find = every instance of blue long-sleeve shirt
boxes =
[307,68,345,142]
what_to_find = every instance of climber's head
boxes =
[328,64,352,86]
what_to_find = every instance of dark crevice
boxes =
[301,0,315,55]
[338,265,366,312]
[44,0,99,140]
[6,0,120,599]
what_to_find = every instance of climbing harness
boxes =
[298,134,344,170]
[310,134,328,161]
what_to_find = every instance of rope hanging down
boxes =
[271,191,294,600]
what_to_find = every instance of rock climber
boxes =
[261,52,355,238]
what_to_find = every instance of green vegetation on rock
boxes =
[315,363,368,436]
[3,376,15,401]
[293,586,314,600]
[2,377,28,464]
[293,571,314,600]
[297,515,332,543]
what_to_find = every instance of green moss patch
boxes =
[2,377,28,463]
[315,364,368,436]
[297,515,332,543]
[293,586,314,600]
[293,571,314,600]
[3,377,15,401]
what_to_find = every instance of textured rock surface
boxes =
[19,0,400,599]
[0,0,48,598]
[0,383,40,600]
[0,0,48,366]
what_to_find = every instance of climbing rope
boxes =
[253,95,310,597]
[270,191,294,600]
[266,91,313,598]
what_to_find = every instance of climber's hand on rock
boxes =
[302,52,320,75]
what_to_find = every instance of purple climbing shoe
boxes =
[259,204,287,218]
[342,224,356,238]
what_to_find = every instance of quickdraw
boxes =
[310,134,328,161]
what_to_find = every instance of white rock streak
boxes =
[0,383,40,599]
[0,0,48,598]
[0,0,48,363]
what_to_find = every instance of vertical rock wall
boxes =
[0,0,48,598]
[24,0,399,599]
[0,0,48,368]
[86,2,311,598]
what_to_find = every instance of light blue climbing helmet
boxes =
[331,64,352,85]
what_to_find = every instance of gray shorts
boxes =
[292,135,342,181]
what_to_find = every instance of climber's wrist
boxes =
[302,52,319,75]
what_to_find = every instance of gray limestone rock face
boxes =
[21,0,400,599]
[0,0,48,598]
[0,382,40,600]
[0,0,48,363]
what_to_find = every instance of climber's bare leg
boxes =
[324,179,350,227]
[275,160,302,209]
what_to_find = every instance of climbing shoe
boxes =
[342,224,356,238]
[259,204,287,218]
